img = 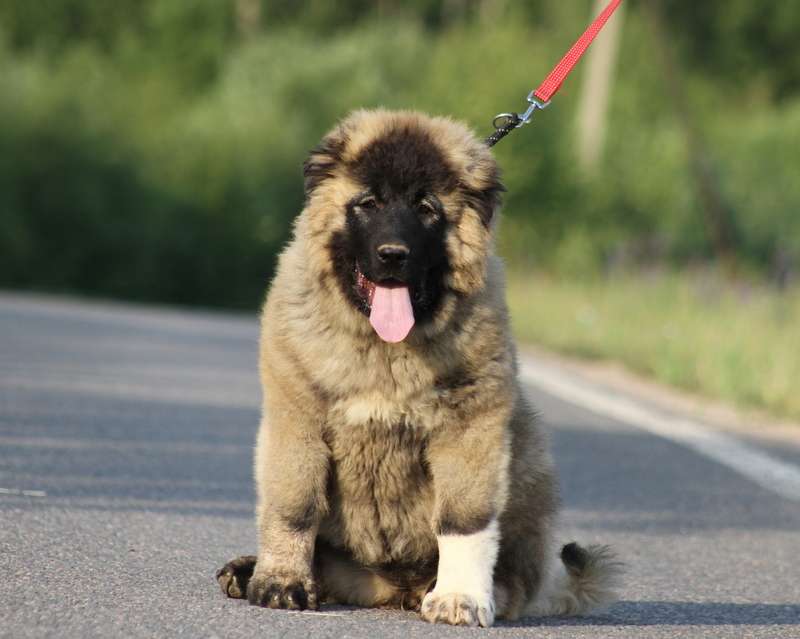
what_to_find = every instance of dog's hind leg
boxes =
[315,546,432,610]
[217,555,257,599]
[317,550,393,606]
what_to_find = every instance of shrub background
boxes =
[1,1,799,308]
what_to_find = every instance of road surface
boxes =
[1,292,799,638]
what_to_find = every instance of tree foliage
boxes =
[0,0,797,307]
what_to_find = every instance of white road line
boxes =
[0,487,47,497]
[520,358,800,502]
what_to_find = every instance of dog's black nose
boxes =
[377,243,410,266]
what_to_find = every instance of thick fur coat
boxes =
[217,110,620,627]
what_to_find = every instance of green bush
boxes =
[1,3,799,308]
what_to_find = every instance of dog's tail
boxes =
[525,542,623,617]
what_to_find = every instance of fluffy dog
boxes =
[216,110,620,627]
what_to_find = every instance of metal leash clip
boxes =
[492,91,551,131]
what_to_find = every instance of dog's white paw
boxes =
[420,591,495,627]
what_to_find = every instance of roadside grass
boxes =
[506,271,800,422]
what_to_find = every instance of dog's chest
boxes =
[320,419,437,567]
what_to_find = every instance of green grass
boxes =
[507,271,800,421]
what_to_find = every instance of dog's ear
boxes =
[463,170,505,227]
[303,134,346,196]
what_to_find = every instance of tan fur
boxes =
[219,110,620,626]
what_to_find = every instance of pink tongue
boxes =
[369,285,415,343]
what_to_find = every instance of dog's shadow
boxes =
[310,600,799,628]
[495,600,800,627]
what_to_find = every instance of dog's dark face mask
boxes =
[329,128,456,342]
[341,188,449,342]
[306,122,499,343]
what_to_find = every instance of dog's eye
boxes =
[419,198,440,222]
[357,197,378,211]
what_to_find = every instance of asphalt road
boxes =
[2,292,799,638]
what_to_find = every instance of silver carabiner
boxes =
[516,91,551,127]
[492,91,550,131]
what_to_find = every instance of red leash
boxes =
[486,0,624,147]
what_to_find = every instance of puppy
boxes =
[217,110,621,626]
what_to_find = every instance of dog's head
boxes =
[299,110,503,343]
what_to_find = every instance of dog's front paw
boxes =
[217,555,257,598]
[246,572,319,611]
[420,591,495,627]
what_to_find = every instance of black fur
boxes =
[329,229,371,315]
[434,371,477,391]
[248,579,314,611]
[462,177,504,227]
[436,509,495,537]
[561,542,590,574]
[280,499,319,533]
[216,555,257,599]
[348,125,459,199]
[303,135,346,196]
